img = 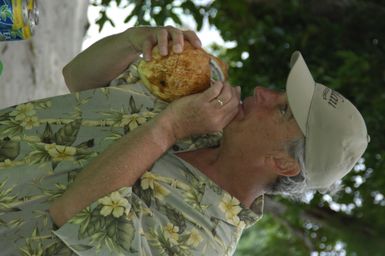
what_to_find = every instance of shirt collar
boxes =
[240,194,264,228]
[173,152,264,229]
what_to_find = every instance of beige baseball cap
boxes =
[286,51,369,189]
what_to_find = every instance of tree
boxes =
[92,0,385,255]
[0,0,89,108]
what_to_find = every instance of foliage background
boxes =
[90,0,385,255]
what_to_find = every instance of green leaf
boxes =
[132,180,153,207]
[128,95,141,113]
[95,9,115,32]
[190,7,204,31]
[124,4,142,24]
[76,139,95,149]
[0,137,20,161]
[163,205,187,233]
[152,12,164,25]
[0,119,24,137]
[169,11,182,25]
[53,119,82,146]
[70,244,94,252]
[116,218,135,252]
[41,123,53,144]
[28,145,51,165]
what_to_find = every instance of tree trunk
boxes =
[0,0,89,109]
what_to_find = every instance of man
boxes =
[0,26,368,255]
[50,26,368,255]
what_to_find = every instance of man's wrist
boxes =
[151,110,179,150]
[49,197,67,227]
[123,28,142,54]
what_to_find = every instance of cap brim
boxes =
[286,51,316,136]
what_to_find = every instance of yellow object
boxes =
[10,0,26,29]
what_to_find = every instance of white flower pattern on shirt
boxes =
[0,83,263,255]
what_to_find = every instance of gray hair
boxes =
[264,136,342,200]
[264,136,309,200]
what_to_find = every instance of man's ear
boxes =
[265,152,300,177]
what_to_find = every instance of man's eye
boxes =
[280,104,288,116]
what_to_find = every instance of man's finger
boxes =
[142,40,154,61]
[156,29,169,56]
[183,30,202,48]
[216,82,233,105]
[202,81,224,102]
[167,26,184,53]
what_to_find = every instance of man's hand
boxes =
[124,26,202,61]
[64,25,202,92]
[163,81,241,140]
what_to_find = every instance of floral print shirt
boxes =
[54,153,263,256]
[0,78,263,255]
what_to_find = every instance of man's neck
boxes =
[176,148,265,208]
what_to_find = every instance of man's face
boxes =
[225,86,303,162]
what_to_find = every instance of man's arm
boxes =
[63,31,140,92]
[63,26,202,92]
[49,80,241,227]
[49,111,176,226]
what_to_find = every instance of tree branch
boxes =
[264,198,315,251]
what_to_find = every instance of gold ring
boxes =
[216,98,224,107]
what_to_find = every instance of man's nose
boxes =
[254,86,283,105]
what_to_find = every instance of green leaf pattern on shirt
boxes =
[0,83,261,255]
